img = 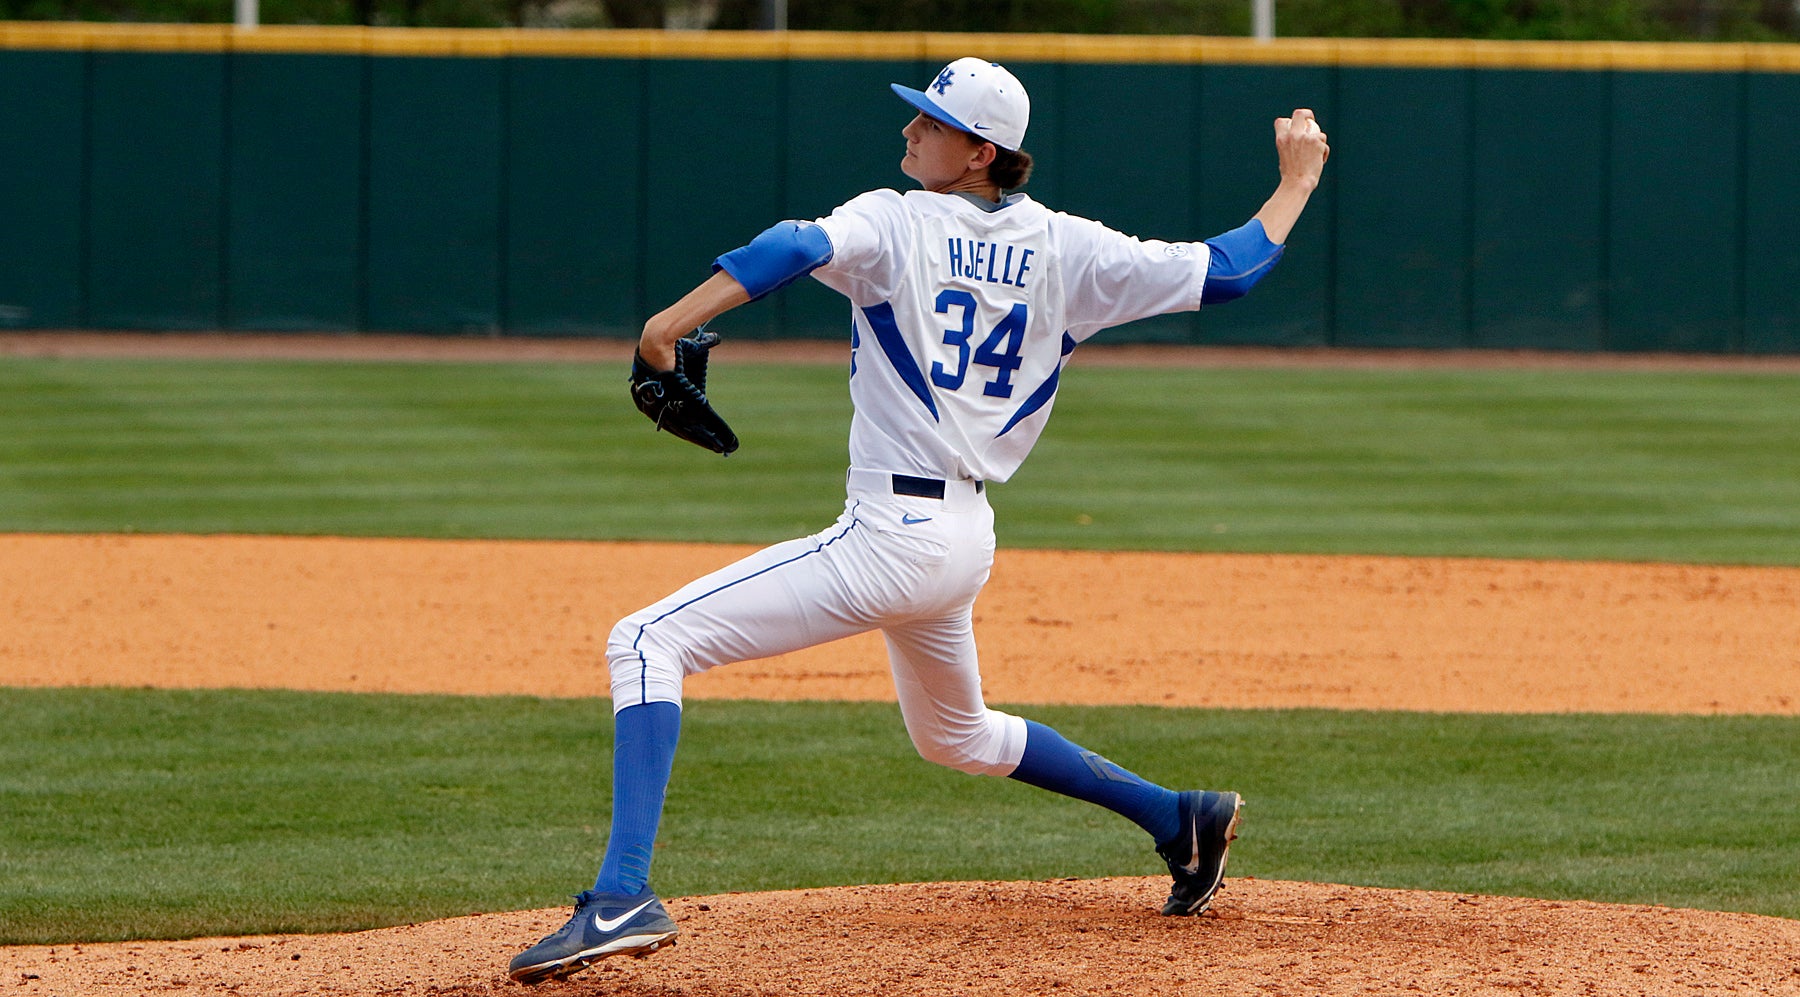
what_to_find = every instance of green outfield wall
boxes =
[1,25,1797,352]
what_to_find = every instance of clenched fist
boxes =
[1274,108,1330,189]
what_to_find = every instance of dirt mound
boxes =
[8,879,1798,996]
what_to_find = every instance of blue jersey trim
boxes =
[861,302,940,422]
[714,221,834,301]
[997,332,1077,438]
[630,509,862,703]
[1201,219,1284,305]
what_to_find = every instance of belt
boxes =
[891,474,983,499]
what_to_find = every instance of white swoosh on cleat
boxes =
[593,899,656,933]
[1183,812,1202,874]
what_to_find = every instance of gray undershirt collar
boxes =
[953,191,1024,213]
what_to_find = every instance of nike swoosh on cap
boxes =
[593,899,656,933]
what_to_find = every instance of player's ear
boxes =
[969,141,999,171]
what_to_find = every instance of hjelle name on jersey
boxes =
[946,237,1034,288]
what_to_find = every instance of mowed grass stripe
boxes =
[1,358,1797,564]
[1,688,1795,944]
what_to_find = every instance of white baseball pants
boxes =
[607,467,1027,777]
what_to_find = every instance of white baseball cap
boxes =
[891,57,1030,152]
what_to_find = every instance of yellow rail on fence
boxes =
[3,21,1800,70]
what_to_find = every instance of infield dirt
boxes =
[4,334,1798,995]
[4,533,1797,715]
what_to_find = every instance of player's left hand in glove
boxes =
[629,329,739,455]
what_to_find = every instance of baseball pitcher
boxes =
[510,57,1330,984]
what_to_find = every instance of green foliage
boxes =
[0,0,582,27]
[2,357,1798,565]
[720,0,1800,39]
[3,0,1795,40]
[1,688,1795,944]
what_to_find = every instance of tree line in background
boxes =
[2,0,1796,41]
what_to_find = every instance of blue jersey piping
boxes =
[861,301,940,421]
[997,332,1077,438]
[629,508,863,703]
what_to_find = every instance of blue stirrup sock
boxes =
[593,700,682,897]
[1008,719,1181,843]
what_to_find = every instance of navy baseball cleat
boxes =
[508,887,678,985]
[1154,790,1243,916]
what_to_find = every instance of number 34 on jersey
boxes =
[931,290,1029,400]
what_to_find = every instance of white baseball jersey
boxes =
[810,189,1211,483]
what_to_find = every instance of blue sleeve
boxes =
[1200,219,1285,305]
[713,221,835,301]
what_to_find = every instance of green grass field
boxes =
[2,357,1797,562]
[2,689,1795,945]
[2,354,1797,944]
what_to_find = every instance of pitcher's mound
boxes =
[9,878,1798,996]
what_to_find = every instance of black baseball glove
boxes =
[629,330,739,456]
